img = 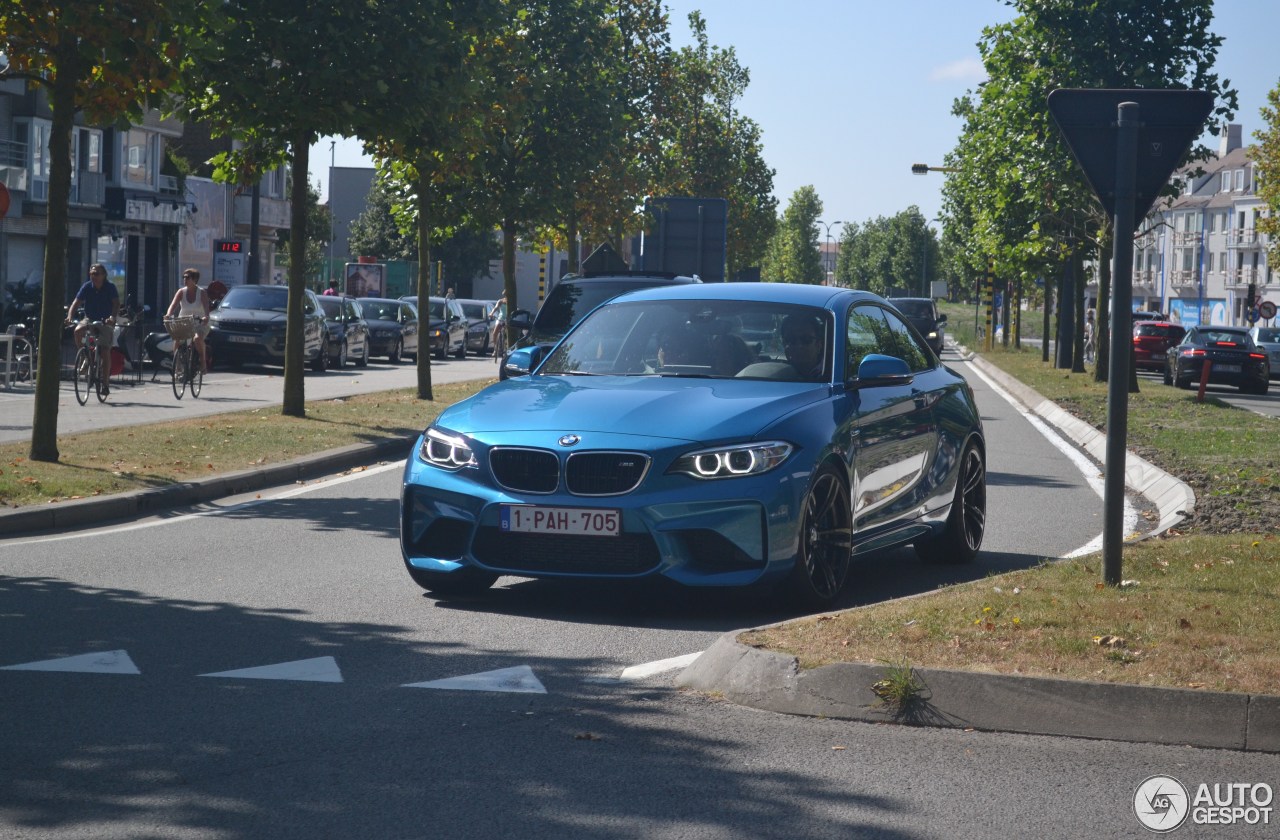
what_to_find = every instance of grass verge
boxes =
[747,311,1279,694]
[0,379,492,508]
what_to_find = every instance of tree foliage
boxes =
[1,0,209,462]
[279,179,331,284]
[657,12,776,277]
[835,207,937,297]
[1253,78,1280,269]
[761,186,823,284]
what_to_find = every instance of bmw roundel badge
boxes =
[558,434,581,447]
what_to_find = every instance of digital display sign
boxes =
[216,240,244,253]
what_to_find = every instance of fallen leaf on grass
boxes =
[1094,635,1127,649]
[1178,618,1192,629]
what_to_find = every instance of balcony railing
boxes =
[1170,270,1198,287]
[1133,269,1157,286]
[1227,266,1262,286]
[1226,229,1263,248]
[1174,231,1201,246]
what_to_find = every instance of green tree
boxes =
[348,178,418,263]
[1254,78,1280,268]
[182,0,415,416]
[657,12,776,278]
[943,0,1236,382]
[280,179,332,286]
[761,186,823,284]
[836,208,937,296]
[1,0,210,462]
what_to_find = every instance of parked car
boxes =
[886,297,947,356]
[456,298,496,355]
[358,297,419,362]
[500,271,700,378]
[207,285,328,371]
[1248,325,1280,378]
[1132,321,1185,371]
[1164,325,1270,394]
[400,282,987,610]
[317,294,370,368]
[422,296,468,360]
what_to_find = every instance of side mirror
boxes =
[853,353,914,387]
[503,345,546,377]
[936,313,948,326]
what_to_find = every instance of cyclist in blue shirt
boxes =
[65,263,120,395]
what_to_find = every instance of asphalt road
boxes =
[6,345,1248,838]
[0,354,501,445]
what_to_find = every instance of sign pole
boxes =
[1103,101,1139,586]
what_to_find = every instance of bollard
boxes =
[1196,357,1211,402]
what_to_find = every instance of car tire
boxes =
[406,565,497,597]
[390,339,403,364]
[454,339,467,359]
[785,464,852,611]
[1174,362,1191,389]
[435,340,446,361]
[356,341,369,367]
[311,343,328,373]
[1163,363,1173,385]
[915,440,986,566]
[337,342,347,369]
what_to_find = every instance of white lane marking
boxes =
[403,665,547,694]
[2,460,406,547]
[199,656,344,683]
[962,361,1136,558]
[619,652,702,681]
[1,649,140,674]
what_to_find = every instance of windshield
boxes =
[219,286,288,312]
[1255,328,1280,343]
[361,301,399,321]
[538,299,832,382]
[427,300,448,320]
[533,281,655,338]
[1135,324,1178,338]
[889,299,934,319]
[460,302,486,320]
[318,298,342,318]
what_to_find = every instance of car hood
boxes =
[212,307,286,324]
[365,318,401,328]
[436,375,827,443]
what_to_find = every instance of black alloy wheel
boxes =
[915,442,986,565]
[787,465,853,610]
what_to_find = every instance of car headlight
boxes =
[419,427,477,469]
[432,329,444,339]
[669,441,792,480]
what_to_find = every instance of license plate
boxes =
[500,505,620,537]
[1214,363,1241,373]
[228,335,256,344]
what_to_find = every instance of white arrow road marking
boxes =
[403,665,547,694]
[1,649,140,674]
[199,656,344,683]
[617,652,702,682]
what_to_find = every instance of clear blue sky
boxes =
[309,0,1276,233]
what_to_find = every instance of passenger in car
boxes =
[781,313,825,379]
[710,333,755,376]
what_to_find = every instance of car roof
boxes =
[558,272,700,286]
[606,281,874,307]
[357,296,406,304]
[886,296,934,303]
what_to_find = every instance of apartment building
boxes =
[1129,123,1273,327]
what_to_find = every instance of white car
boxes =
[1248,325,1280,379]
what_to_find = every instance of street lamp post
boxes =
[328,140,336,289]
[817,220,843,284]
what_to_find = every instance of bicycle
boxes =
[492,320,507,364]
[3,323,36,384]
[73,320,109,405]
[165,315,203,400]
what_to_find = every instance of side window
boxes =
[846,304,888,376]
[879,308,932,372]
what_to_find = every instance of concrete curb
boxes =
[677,635,1280,753]
[0,436,415,536]
[675,343,1280,753]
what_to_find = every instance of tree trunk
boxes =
[1042,272,1053,363]
[414,172,434,400]
[281,133,310,417]
[502,218,517,348]
[29,49,80,462]
[1073,247,1087,373]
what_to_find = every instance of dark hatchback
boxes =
[886,297,947,356]
[1132,321,1185,371]
[358,297,419,363]
[423,296,469,359]
[1164,325,1270,394]
[501,272,700,378]
[207,285,328,371]
[456,298,495,355]
[317,294,370,368]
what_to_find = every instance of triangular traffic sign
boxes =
[402,665,547,694]
[1048,88,1215,225]
[199,656,344,683]
[1,649,141,675]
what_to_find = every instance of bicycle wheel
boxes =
[95,349,108,402]
[190,350,203,398]
[73,347,91,405]
[172,344,187,399]
[10,337,35,382]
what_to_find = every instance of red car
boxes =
[1132,321,1185,371]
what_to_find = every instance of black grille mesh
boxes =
[566,452,649,495]
[490,448,559,493]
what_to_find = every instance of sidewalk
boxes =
[678,346,1280,754]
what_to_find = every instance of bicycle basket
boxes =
[165,316,197,341]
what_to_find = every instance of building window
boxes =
[1222,171,1232,192]
[124,128,157,188]
[1234,169,1244,191]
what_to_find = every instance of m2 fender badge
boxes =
[558,434,581,447]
